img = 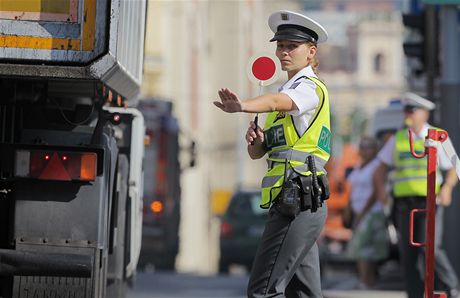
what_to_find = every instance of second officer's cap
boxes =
[268,10,328,44]
[401,92,436,111]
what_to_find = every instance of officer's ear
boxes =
[306,43,317,61]
[308,45,317,56]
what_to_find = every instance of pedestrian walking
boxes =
[346,136,389,289]
[214,10,331,298]
[373,92,459,298]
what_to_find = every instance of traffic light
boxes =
[402,9,439,76]
[402,12,426,75]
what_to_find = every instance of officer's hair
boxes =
[306,41,319,75]
[311,57,319,75]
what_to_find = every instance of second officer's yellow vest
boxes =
[393,128,440,197]
[260,77,331,208]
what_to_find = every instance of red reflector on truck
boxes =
[15,150,97,181]
[38,153,72,181]
[150,201,164,214]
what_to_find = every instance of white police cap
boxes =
[268,10,328,44]
[402,92,435,110]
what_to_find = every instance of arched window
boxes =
[374,53,384,74]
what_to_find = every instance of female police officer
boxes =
[214,10,330,298]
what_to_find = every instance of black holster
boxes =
[275,156,330,217]
[275,179,301,218]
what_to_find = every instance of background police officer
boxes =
[214,10,331,298]
[374,92,459,298]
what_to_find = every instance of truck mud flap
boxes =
[0,249,93,298]
[13,276,91,298]
[0,249,91,277]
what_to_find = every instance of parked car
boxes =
[219,190,268,273]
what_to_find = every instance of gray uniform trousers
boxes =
[247,202,327,298]
[394,197,458,298]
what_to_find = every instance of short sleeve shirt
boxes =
[278,66,320,136]
[348,158,384,213]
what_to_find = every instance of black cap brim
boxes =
[269,26,317,43]
[270,35,310,42]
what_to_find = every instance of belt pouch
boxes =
[319,175,330,201]
[298,175,313,211]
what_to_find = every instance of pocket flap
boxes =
[298,175,313,194]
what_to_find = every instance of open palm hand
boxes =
[213,88,243,113]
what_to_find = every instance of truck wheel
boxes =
[106,154,129,298]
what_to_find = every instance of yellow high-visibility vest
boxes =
[393,128,440,197]
[260,77,331,208]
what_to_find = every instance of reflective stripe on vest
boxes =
[267,149,327,172]
[260,76,331,208]
[393,128,440,197]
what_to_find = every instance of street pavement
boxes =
[322,260,406,298]
[128,270,248,298]
[128,260,409,298]
[323,290,405,298]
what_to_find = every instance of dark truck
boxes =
[137,99,182,270]
[0,0,147,297]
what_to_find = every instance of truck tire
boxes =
[106,154,129,298]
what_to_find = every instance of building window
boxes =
[374,53,384,74]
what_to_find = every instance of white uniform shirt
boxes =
[348,158,384,214]
[377,123,452,170]
[278,66,319,136]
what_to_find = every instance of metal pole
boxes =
[424,5,437,101]
[439,5,460,277]
[425,129,440,298]
[439,6,460,138]
[409,129,449,298]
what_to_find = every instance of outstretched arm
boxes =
[213,88,297,113]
